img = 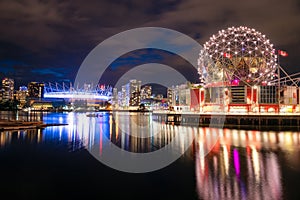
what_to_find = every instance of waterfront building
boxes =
[28,82,44,99]
[166,26,300,113]
[154,94,164,100]
[1,78,14,101]
[128,80,141,107]
[111,88,118,109]
[16,86,28,107]
[165,26,300,113]
[118,79,141,109]
[167,87,174,107]
[167,83,191,111]
[167,83,203,112]
[141,85,152,100]
[30,100,53,110]
[120,85,127,108]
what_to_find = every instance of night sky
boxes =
[0,0,299,93]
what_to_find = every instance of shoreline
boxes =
[152,112,300,131]
[1,110,300,131]
[0,120,68,131]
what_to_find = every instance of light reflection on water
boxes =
[0,111,300,199]
[195,128,290,200]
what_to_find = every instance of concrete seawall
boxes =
[152,112,300,131]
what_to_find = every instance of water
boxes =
[0,111,300,199]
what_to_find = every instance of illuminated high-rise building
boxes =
[141,85,152,100]
[121,85,127,108]
[118,79,141,108]
[1,78,14,101]
[167,87,175,106]
[28,82,44,98]
[128,79,141,107]
[111,88,118,109]
[16,86,28,107]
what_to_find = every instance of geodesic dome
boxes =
[198,26,277,86]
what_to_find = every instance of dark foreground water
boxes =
[0,111,300,199]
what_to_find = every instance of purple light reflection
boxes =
[234,148,240,176]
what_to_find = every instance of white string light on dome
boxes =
[198,26,277,86]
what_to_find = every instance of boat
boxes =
[86,113,104,117]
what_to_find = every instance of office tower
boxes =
[28,82,45,98]
[1,78,14,101]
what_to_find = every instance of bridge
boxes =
[44,82,112,101]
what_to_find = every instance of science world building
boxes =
[169,26,299,113]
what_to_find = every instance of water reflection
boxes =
[0,129,43,148]
[1,112,300,199]
[0,110,43,121]
[0,112,196,154]
[194,128,295,200]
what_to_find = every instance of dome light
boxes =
[198,26,276,86]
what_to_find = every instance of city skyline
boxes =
[1,2,300,199]
[0,0,299,89]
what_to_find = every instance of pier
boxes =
[152,112,300,131]
[0,120,68,131]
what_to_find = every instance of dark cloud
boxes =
[0,0,299,86]
[100,48,198,86]
[0,60,71,87]
[0,0,65,51]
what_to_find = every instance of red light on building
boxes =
[278,50,288,57]
[223,52,232,58]
[190,89,200,111]
[231,79,240,86]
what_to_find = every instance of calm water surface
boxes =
[0,111,300,199]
